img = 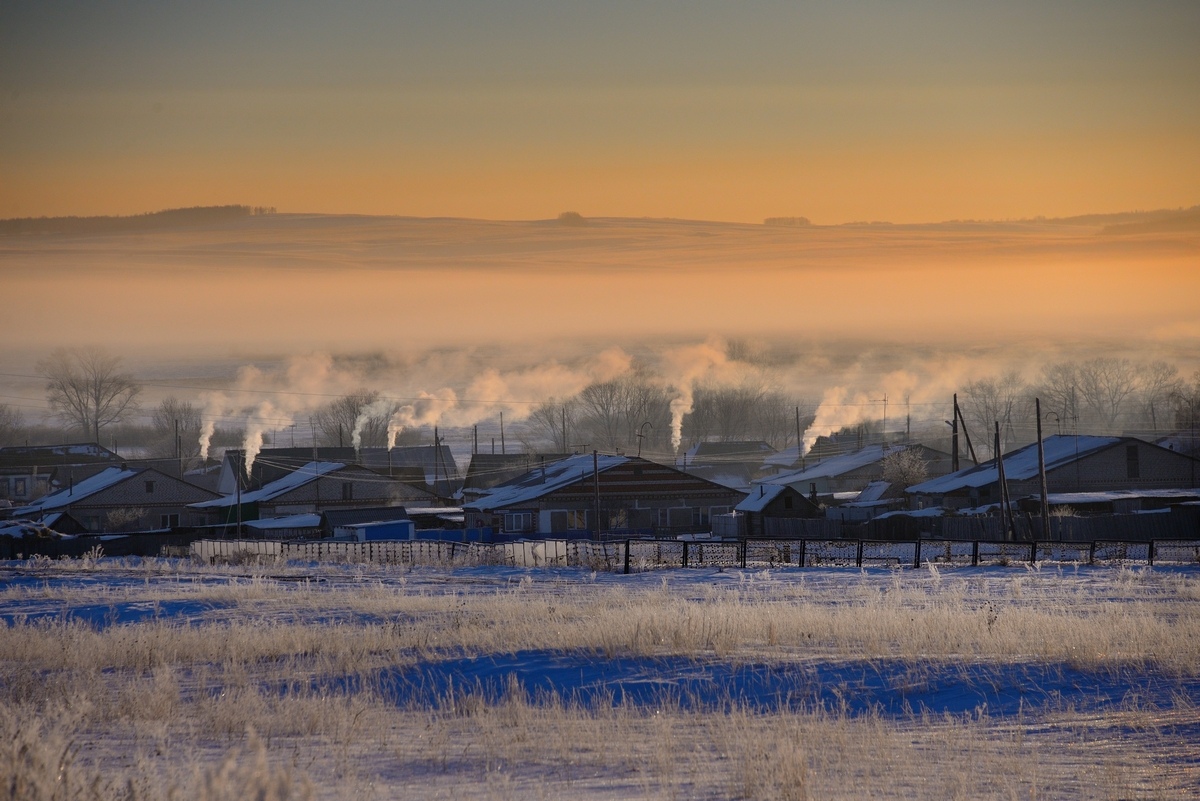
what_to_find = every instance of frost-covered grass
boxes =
[2,557,1199,799]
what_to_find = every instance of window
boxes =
[144,480,155,494]
[1126,445,1140,479]
[342,482,354,501]
[504,512,533,533]
[13,478,26,497]
[566,510,587,530]
[783,495,793,510]
[160,513,179,529]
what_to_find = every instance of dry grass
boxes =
[2,559,1199,799]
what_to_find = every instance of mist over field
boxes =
[2,208,1197,458]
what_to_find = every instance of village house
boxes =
[679,440,778,492]
[463,453,746,538]
[192,461,437,526]
[732,483,823,537]
[460,452,573,505]
[0,443,124,506]
[13,466,220,532]
[769,443,959,495]
[907,435,1200,510]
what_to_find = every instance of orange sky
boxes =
[2,2,1198,223]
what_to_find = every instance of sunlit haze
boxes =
[1,2,1197,458]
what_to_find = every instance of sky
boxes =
[2,1,1199,223]
[1,2,1198,456]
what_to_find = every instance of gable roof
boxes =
[0,443,121,468]
[466,453,629,510]
[768,443,903,484]
[735,483,789,513]
[907,435,1121,495]
[15,466,141,513]
[194,461,347,508]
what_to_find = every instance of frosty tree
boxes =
[38,347,141,444]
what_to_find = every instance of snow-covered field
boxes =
[3,557,1199,799]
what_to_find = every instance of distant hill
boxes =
[1099,206,1200,235]
[0,205,274,237]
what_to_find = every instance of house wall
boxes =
[260,470,432,516]
[1031,442,1199,494]
[476,461,745,537]
[57,470,219,531]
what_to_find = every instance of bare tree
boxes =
[523,398,579,452]
[577,376,671,454]
[314,390,397,448]
[0,404,23,447]
[962,371,1029,457]
[149,397,202,458]
[1077,357,1138,433]
[38,348,140,443]
[1036,361,1080,432]
[1136,361,1182,433]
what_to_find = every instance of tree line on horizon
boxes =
[2,348,1199,467]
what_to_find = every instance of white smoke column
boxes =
[352,397,399,451]
[802,387,875,456]
[661,338,741,452]
[198,391,231,461]
[387,389,459,447]
[241,400,284,477]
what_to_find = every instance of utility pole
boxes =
[995,421,1014,541]
[235,450,242,539]
[500,412,506,455]
[795,406,805,470]
[1036,398,1050,540]
[593,450,601,540]
[562,406,568,452]
[949,394,960,472]
[955,397,979,465]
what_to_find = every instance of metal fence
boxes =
[189,536,1200,572]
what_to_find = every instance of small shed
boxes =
[735,484,822,537]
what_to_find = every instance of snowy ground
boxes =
[3,558,1199,799]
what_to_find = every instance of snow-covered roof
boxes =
[193,462,347,508]
[1042,489,1200,505]
[465,453,628,510]
[767,444,904,484]
[763,445,801,468]
[15,467,140,513]
[907,436,1120,495]
[244,514,323,530]
[855,481,892,503]
[735,483,788,513]
[0,518,71,537]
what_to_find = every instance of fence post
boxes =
[799,538,806,568]
[1148,540,1155,567]
[856,539,864,568]
[1030,540,1038,564]
[913,538,921,569]
[740,541,747,569]
[682,541,689,569]
[971,540,979,567]
[624,540,631,574]
[1089,540,1096,565]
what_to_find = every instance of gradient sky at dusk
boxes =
[3,1,1198,222]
